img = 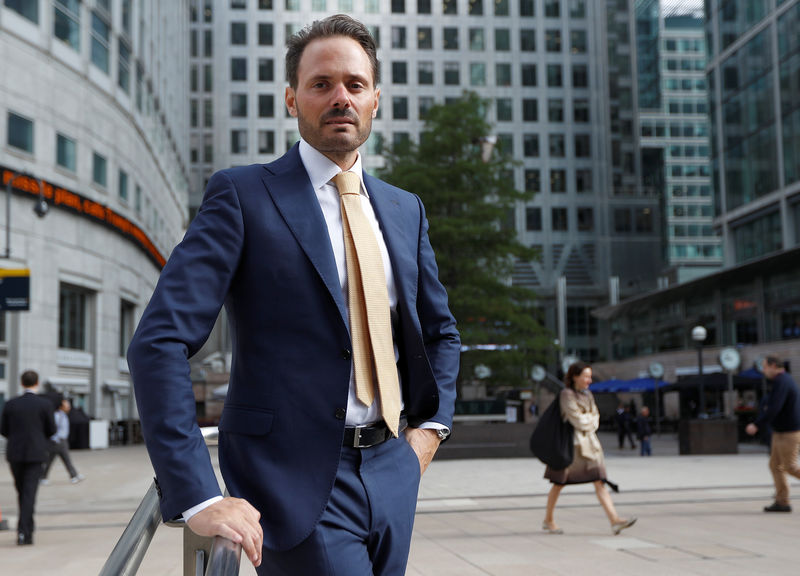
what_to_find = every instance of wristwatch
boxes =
[436,427,451,441]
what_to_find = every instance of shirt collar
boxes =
[298,139,366,196]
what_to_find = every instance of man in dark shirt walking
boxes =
[746,355,800,512]
[0,370,57,544]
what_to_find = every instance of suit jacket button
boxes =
[342,349,351,360]
[335,408,346,420]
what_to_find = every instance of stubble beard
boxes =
[296,107,372,160]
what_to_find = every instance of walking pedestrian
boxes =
[745,355,800,512]
[542,362,637,535]
[41,396,85,485]
[0,370,56,545]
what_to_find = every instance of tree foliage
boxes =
[379,92,553,389]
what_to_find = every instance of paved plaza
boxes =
[1,433,798,575]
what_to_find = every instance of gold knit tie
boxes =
[334,171,401,437]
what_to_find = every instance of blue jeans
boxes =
[640,437,651,456]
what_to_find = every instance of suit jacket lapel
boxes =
[366,175,418,306]
[261,148,348,325]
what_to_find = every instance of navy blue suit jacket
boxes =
[127,144,460,551]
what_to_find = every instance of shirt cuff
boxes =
[416,421,450,434]
[182,495,224,522]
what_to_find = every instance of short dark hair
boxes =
[564,361,590,390]
[285,14,380,89]
[20,370,39,388]
[764,355,784,368]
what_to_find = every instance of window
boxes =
[443,0,456,14]
[393,96,408,119]
[231,130,248,154]
[525,169,541,192]
[469,0,482,15]
[286,0,300,9]
[569,0,586,18]
[258,130,275,154]
[118,40,131,92]
[444,27,458,49]
[231,0,246,7]
[121,0,131,36]
[204,100,213,127]
[521,64,537,86]
[7,112,33,153]
[496,63,511,86]
[470,63,486,86]
[365,0,379,11]
[5,0,38,22]
[496,133,513,156]
[614,208,632,232]
[54,0,81,51]
[258,94,274,117]
[444,62,460,85]
[573,99,589,122]
[119,169,129,202]
[495,28,510,51]
[231,94,248,117]
[313,0,327,9]
[526,207,542,231]
[120,300,135,358]
[549,134,565,157]
[546,29,561,52]
[523,134,539,156]
[551,169,566,192]
[204,30,213,56]
[135,185,141,214]
[577,207,593,231]
[258,58,274,81]
[522,99,538,122]
[573,64,588,87]
[494,0,508,15]
[496,98,512,121]
[418,27,432,49]
[93,152,107,187]
[547,64,563,86]
[521,0,535,16]
[392,26,407,49]
[392,0,405,13]
[231,58,247,81]
[231,22,247,45]
[548,99,564,122]
[576,169,592,193]
[552,207,568,231]
[259,23,273,45]
[419,96,434,119]
[635,208,653,232]
[570,30,587,53]
[91,10,111,73]
[59,284,89,350]
[469,28,484,51]
[56,133,76,171]
[521,29,536,51]
[575,134,590,157]
[418,61,434,84]
[392,61,408,84]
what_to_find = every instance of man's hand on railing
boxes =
[186,496,263,569]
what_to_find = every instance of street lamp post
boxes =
[4,171,48,257]
[691,325,707,418]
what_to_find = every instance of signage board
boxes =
[0,268,30,310]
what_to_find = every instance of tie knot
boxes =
[334,171,361,197]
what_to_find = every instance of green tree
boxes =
[379,92,552,391]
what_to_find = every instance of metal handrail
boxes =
[99,426,242,576]
[98,481,161,576]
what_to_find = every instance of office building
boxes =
[0,0,190,431]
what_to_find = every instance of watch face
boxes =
[720,348,740,370]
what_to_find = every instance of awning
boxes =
[590,378,668,393]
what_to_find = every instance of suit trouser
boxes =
[9,461,44,539]
[768,430,800,506]
[44,439,78,479]
[258,433,421,576]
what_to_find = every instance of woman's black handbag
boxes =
[529,392,574,469]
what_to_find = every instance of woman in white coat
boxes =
[542,361,637,535]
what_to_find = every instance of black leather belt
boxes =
[343,417,408,448]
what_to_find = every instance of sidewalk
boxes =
[1,433,797,575]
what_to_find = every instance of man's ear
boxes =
[372,87,380,118]
[285,86,298,117]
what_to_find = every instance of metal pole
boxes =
[654,377,661,436]
[98,481,162,576]
[697,343,706,417]
[4,174,10,258]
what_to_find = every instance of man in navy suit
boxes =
[1,370,57,545]
[128,14,460,575]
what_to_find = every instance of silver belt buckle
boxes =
[353,425,366,448]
